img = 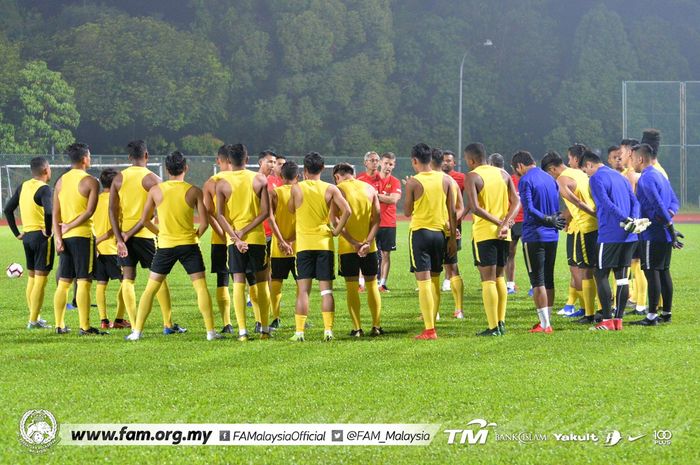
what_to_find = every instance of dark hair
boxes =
[443,150,455,158]
[580,150,602,166]
[304,152,325,175]
[607,145,620,155]
[30,157,48,176]
[258,149,276,160]
[217,144,231,161]
[541,150,563,171]
[332,162,355,179]
[464,143,486,162]
[641,129,660,155]
[620,138,639,147]
[66,142,90,163]
[127,140,147,160]
[632,143,654,160]
[430,147,444,167]
[488,153,504,168]
[229,143,248,167]
[567,143,587,166]
[276,153,286,161]
[511,150,535,168]
[410,143,432,164]
[281,161,299,181]
[165,151,187,176]
[381,151,396,160]
[99,167,118,189]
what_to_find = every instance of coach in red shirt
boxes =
[357,151,382,191]
[371,152,402,292]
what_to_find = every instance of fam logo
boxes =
[445,419,497,445]
[18,409,59,453]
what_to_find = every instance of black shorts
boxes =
[409,229,445,273]
[228,244,268,277]
[443,236,458,265]
[566,233,576,267]
[641,241,672,271]
[574,231,598,268]
[339,252,379,277]
[597,242,635,270]
[94,254,122,282]
[472,239,509,267]
[511,222,523,242]
[296,250,335,281]
[271,257,297,280]
[58,236,95,280]
[523,241,558,289]
[376,227,397,252]
[632,239,643,260]
[151,244,206,275]
[22,231,54,272]
[118,237,156,268]
[210,243,228,275]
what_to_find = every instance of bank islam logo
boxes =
[18,409,59,453]
[445,419,497,445]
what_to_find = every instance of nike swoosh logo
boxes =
[628,434,646,442]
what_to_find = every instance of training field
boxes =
[1,223,698,464]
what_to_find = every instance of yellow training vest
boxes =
[409,171,446,232]
[653,162,669,180]
[296,180,333,252]
[93,192,117,255]
[119,166,156,239]
[560,167,597,234]
[337,178,377,255]
[218,170,266,246]
[59,169,93,239]
[207,172,226,245]
[156,181,197,248]
[271,184,296,258]
[19,179,47,233]
[471,165,510,242]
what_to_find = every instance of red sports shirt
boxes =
[263,175,284,237]
[378,175,401,227]
[447,170,465,192]
[512,174,523,223]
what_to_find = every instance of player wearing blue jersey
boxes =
[580,151,640,331]
[511,151,565,333]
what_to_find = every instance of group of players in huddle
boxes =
[4,129,681,340]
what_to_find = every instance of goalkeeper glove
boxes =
[667,224,684,249]
[543,214,566,230]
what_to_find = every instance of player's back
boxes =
[337,178,376,255]
[120,166,156,239]
[637,167,678,242]
[296,180,333,252]
[59,169,92,238]
[472,164,509,242]
[19,179,48,232]
[271,184,296,257]
[590,166,637,243]
[520,167,559,242]
[410,171,445,232]
[94,192,116,254]
[218,170,265,246]
[156,181,197,248]
[561,167,597,234]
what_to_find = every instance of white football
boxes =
[6,263,23,278]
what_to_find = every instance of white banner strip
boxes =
[60,423,441,446]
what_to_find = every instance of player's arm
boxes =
[109,172,125,251]
[640,177,673,225]
[95,230,113,246]
[238,174,270,238]
[3,185,22,238]
[52,178,64,253]
[329,185,351,236]
[557,176,596,217]
[123,188,157,241]
[465,172,502,225]
[588,176,628,223]
[193,187,208,238]
[61,177,99,234]
[215,179,243,246]
[367,189,381,244]
[444,176,458,256]
[268,189,293,256]
[37,185,53,236]
[289,184,300,214]
[668,181,680,217]
[403,178,416,217]
[202,178,225,239]
[378,179,401,205]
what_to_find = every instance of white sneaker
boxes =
[436,313,441,321]
[441,279,451,292]
[125,331,141,341]
[207,331,223,341]
[454,310,464,319]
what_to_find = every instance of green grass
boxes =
[1,223,699,464]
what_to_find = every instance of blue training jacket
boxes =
[589,165,639,243]
[519,167,560,243]
[636,165,680,243]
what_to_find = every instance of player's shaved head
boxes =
[332,162,355,178]
[127,140,147,160]
[281,160,299,181]
[430,147,444,169]
[229,144,248,167]
[66,142,90,163]
[464,143,486,163]
[30,157,49,176]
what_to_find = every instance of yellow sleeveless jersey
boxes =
[337,178,377,255]
[471,165,511,242]
[218,170,266,246]
[207,172,226,245]
[119,166,156,239]
[271,184,296,258]
[156,181,197,248]
[93,192,117,255]
[296,180,333,252]
[59,169,93,238]
[409,171,446,232]
[560,167,597,234]
[19,179,47,232]
[653,162,669,180]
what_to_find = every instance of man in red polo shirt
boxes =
[375,152,402,292]
[441,150,465,292]
[356,151,383,290]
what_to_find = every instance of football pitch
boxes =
[1,223,698,464]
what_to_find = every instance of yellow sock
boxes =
[121,279,137,323]
[294,314,307,333]
[135,279,162,331]
[96,283,108,320]
[481,280,498,330]
[270,280,283,319]
[450,275,464,312]
[633,262,647,307]
[53,280,71,328]
[232,282,247,332]
[658,294,663,308]
[322,311,334,331]
[193,278,215,331]
[577,290,584,309]
[249,284,261,322]
[566,285,578,306]
[216,287,231,326]
[431,276,441,322]
[254,282,271,327]
[26,275,35,310]
[366,280,381,328]
[417,279,435,330]
[582,279,596,316]
[29,275,48,323]
[115,285,126,320]
[346,281,362,330]
[76,280,91,330]
[496,276,507,322]
[156,279,173,328]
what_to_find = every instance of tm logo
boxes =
[445,419,498,445]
